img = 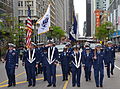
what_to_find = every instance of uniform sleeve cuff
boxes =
[16,63,18,66]
[36,62,39,64]
[82,64,85,66]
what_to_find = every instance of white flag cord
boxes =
[48,47,55,64]
[72,52,81,68]
[28,49,36,63]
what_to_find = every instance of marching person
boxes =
[70,45,82,87]
[93,44,107,87]
[36,43,44,75]
[82,47,93,81]
[105,41,115,78]
[65,42,73,75]
[22,42,39,87]
[4,43,19,87]
[43,40,58,87]
[59,47,70,81]
[37,43,47,81]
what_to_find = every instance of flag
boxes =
[69,14,78,41]
[26,6,33,48]
[36,5,50,35]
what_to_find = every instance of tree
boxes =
[0,13,26,46]
[95,21,115,41]
[0,13,26,57]
[46,26,66,42]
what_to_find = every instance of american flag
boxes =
[26,6,32,48]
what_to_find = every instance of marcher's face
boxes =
[38,46,41,48]
[96,47,101,51]
[64,48,67,52]
[9,47,14,50]
[86,50,90,52]
[108,44,112,47]
[74,48,79,52]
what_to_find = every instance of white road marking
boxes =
[115,65,120,70]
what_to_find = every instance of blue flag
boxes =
[69,14,78,41]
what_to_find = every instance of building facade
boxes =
[86,0,91,37]
[55,0,64,30]
[107,0,120,44]
[83,21,87,36]
[0,0,13,14]
[64,0,74,36]
[90,0,110,37]
[95,0,109,11]
[18,0,56,42]
[91,0,96,37]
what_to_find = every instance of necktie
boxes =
[30,50,33,58]
[76,53,79,62]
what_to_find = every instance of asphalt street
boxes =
[0,52,120,89]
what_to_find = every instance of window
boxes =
[18,10,23,16]
[31,1,33,6]
[25,10,33,16]
[31,10,34,16]
[25,1,27,6]
[25,1,33,6]
[21,1,23,6]
[25,10,28,16]
[18,1,23,7]
[18,1,20,6]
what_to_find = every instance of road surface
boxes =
[0,52,120,89]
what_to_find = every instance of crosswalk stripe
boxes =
[115,65,120,70]
[0,72,25,85]
[63,75,71,89]
[0,74,63,88]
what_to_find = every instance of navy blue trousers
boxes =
[71,65,81,86]
[46,64,56,85]
[61,64,69,80]
[25,64,36,85]
[5,66,16,85]
[107,60,114,77]
[94,66,104,86]
[84,65,92,81]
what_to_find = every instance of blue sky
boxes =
[74,0,86,36]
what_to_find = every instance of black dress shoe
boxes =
[72,85,75,87]
[89,77,91,80]
[8,85,12,87]
[100,85,103,87]
[96,85,99,87]
[77,85,80,87]
[47,84,52,87]
[44,79,47,81]
[53,84,56,87]
[62,79,65,81]
[28,84,32,87]
[86,79,88,82]
[32,84,36,87]
[13,83,16,87]
[111,71,114,75]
